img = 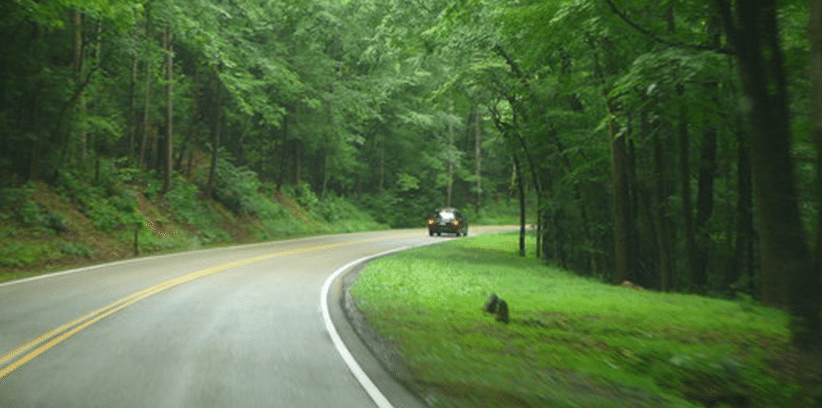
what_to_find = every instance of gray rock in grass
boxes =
[482,293,499,314]
[495,299,509,324]
[482,293,509,324]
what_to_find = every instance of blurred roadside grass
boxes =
[351,232,811,408]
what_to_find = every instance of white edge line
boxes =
[320,241,442,408]
[0,229,413,289]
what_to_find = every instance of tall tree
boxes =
[692,17,723,292]
[474,106,483,213]
[714,0,820,349]
[812,0,822,301]
[138,3,153,170]
[608,94,633,284]
[162,22,173,194]
[205,72,222,200]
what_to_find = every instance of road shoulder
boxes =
[327,261,432,408]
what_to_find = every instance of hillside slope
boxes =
[0,173,385,283]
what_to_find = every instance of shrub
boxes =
[0,242,51,267]
[46,212,69,233]
[0,182,47,226]
[212,159,293,222]
[282,182,320,211]
[57,241,93,258]
[165,177,210,225]
[213,158,262,215]
[56,170,139,232]
[313,193,386,231]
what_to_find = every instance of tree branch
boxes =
[492,44,525,79]
[604,0,735,55]
[54,65,100,134]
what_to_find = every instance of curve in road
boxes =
[0,226,510,407]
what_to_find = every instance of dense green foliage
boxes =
[0,0,819,347]
[0,0,517,222]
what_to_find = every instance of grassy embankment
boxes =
[0,170,386,283]
[351,232,816,408]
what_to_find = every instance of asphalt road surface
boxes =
[0,226,510,408]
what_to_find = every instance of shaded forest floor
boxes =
[350,232,822,408]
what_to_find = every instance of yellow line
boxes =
[0,232,418,380]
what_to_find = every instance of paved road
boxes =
[0,227,509,407]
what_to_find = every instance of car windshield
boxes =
[438,210,456,221]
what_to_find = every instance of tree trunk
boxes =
[73,10,88,169]
[446,102,455,207]
[811,0,822,301]
[693,17,722,291]
[183,150,191,178]
[379,134,385,193]
[27,87,42,182]
[474,107,483,214]
[89,21,102,176]
[535,193,542,260]
[177,68,199,172]
[727,124,754,294]
[27,25,44,182]
[514,155,526,257]
[138,5,152,170]
[322,146,330,199]
[175,139,187,172]
[73,10,83,90]
[651,108,674,291]
[446,160,453,207]
[628,138,640,280]
[151,124,159,172]
[276,113,287,190]
[716,0,820,349]
[508,99,543,258]
[293,139,302,185]
[608,96,632,284]
[693,102,717,290]
[162,24,173,194]
[321,86,332,199]
[205,78,222,199]
[128,41,138,167]
[677,84,696,291]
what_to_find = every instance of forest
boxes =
[0,0,820,350]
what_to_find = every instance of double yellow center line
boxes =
[0,233,416,380]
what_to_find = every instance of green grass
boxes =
[0,241,54,268]
[351,232,809,408]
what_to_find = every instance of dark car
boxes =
[425,207,468,237]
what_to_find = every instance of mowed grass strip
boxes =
[350,232,805,408]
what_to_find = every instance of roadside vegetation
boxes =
[0,158,390,283]
[351,232,820,408]
[0,156,521,284]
